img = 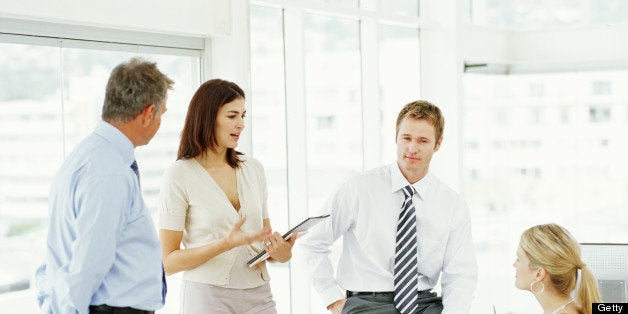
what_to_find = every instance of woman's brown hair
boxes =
[178,79,244,168]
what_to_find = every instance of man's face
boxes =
[396,117,442,182]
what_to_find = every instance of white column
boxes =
[210,0,253,154]
[420,0,463,192]
[282,6,311,313]
[360,17,382,170]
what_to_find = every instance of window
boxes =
[592,80,612,95]
[589,105,612,123]
[528,83,544,97]
[249,5,291,313]
[468,0,628,29]
[378,24,420,163]
[316,115,336,129]
[463,70,628,313]
[0,35,201,313]
[249,2,421,313]
[305,14,363,212]
[0,42,61,306]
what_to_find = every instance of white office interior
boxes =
[0,0,627,313]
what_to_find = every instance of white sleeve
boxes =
[254,159,269,219]
[297,177,356,308]
[158,164,188,231]
[440,201,478,314]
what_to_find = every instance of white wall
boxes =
[0,0,230,37]
[460,24,511,64]
[460,23,628,71]
[511,25,628,64]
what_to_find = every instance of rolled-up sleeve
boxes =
[159,167,188,231]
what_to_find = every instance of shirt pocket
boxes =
[417,234,447,275]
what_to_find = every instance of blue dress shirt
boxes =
[35,121,164,314]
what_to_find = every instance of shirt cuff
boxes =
[320,285,345,309]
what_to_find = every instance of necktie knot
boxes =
[130,160,140,185]
[403,185,415,199]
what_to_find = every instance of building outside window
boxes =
[0,36,201,313]
[463,70,628,313]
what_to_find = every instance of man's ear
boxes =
[139,104,156,127]
[434,137,443,151]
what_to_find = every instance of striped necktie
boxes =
[130,160,167,300]
[131,160,140,186]
[394,185,419,314]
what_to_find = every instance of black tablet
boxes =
[247,214,330,267]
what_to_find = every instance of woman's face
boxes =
[215,97,246,149]
[513,244,538,291]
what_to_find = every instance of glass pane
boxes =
[250,5,291,314]
[134,54,200,211]
[471,0,583,29]
[62,49,136,152]
[0,41,200,314]
[463,71,628,313]
[135,54,200,314]
[472,0,628,29]
[378,24,420,163]
[0,42,62,312]
[61,49,200,212]
[591,0,628,24]
[378,0,419,17]
[304,14,362,213]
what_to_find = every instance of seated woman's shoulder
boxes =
[557,303,581,314]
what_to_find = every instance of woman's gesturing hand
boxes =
[226,213,271,249]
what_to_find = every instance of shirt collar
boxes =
[94,121,136,166]
[390,162,431,201]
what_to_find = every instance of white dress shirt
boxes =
[299,163,478,313]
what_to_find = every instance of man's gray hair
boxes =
[102,57,174,124]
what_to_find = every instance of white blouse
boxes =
[159,155,270,287]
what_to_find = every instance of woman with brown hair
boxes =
[158,79,295,313]
[514,223,601,314]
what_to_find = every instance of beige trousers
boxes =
[180,281,277,314]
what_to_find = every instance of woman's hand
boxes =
[225,214,271,249]
[265,232,298,263]
[161,214,271,275]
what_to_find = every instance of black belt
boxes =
[89,304,154,314]
[346,289,432,298]
[346,291,394,298]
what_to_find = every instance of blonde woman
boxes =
[513,223,601,314]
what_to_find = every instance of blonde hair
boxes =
[520,224,601,314]
[395,100,444,144]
